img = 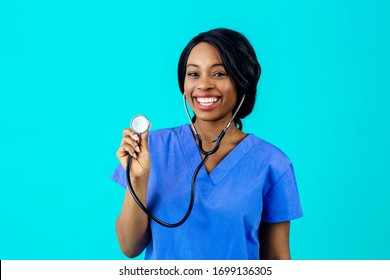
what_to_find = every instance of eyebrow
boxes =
[186,63,225,68]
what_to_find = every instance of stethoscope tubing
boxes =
[125,92,245,228]
[126,152,209,228]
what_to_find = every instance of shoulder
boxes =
[249,134,292,163]
[246,134,294,180]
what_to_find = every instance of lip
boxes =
[192,94,221,111]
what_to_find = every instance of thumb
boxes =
[139,123,151,149]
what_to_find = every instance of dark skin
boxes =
[259,221,291,259]
[115,42,292,259]
[185,43,292,260]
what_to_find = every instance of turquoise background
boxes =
[1,0,389,260]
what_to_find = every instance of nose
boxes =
[197,75,214,91]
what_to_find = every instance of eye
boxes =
[213,71,227,77]
[187,72,199,77]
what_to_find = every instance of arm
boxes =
[259,221,291,260]
[115,129,151,258]
[116,185,150,258]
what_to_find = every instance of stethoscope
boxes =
[126,93,246,228]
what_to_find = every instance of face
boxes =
[184,42,238,124]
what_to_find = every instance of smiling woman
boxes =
[185,42,238,125]
[111,28,303,260]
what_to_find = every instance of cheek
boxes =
[221,83,238,108]
[184,78,194,92]
[221,83,237,98]
[183,79,194,102]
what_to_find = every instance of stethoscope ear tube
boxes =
[126,154,209,228]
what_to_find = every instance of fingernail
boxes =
[135,146,140,153]
[132,152,137,158]
[132,134,139,141]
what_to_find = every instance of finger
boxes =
[116,145,128,159]
[139,130,149,149]
[119,144,138,159]
[138,123,151,149]
[123,128,140,140]
[122,128,132,137]
[123,136,141,153]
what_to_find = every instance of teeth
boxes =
[196,97,219,104]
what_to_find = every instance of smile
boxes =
[196,97,220,106]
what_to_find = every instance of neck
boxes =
[193,118,240,143]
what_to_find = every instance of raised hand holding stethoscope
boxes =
[125,93,245,228]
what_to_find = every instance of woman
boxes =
[111,28,303,260]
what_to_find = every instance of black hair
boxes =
[178,28,261,130]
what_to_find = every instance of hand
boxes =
[116,128,150,180]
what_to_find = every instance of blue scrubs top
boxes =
[111,124,303,260]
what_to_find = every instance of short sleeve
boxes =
[261,165,303,223]
[110,164,127,188]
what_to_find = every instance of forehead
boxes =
[187,42,222,65]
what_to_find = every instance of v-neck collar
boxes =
[178,124,260,199]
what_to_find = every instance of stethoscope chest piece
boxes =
[126,92,245,228]
[131,115,150,135]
